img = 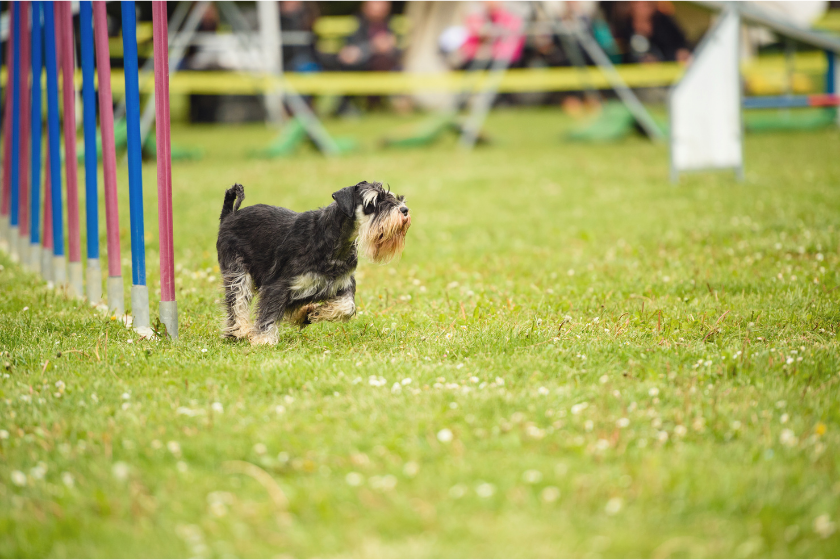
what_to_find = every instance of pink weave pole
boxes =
[93,2,124,317]
[1,2,14,231]
[18,1,31,245]
[58,1,82,296]
[152,1,177,338]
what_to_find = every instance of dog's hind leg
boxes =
[250,285,290,346]
[221,259,254,339]
[308,285,356,323]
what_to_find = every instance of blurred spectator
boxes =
[612,1,691,63]
[334,1,402,114]
[281,1,321,72]
[460,1,526,69]
[337,1,401,72]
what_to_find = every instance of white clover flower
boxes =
[61,472,74,487]
[0,429,9,439]
[11,470,27,486]
[475,482,495,498]
[605,497,623,515]
[401,378,412,385]
[449,484,467,499]
[648,387,659,397]
[780,413,789,424]
[780,429,798,447]
[403,461,419,477]
[167,441,181,455]
[616,418,630,428]
[541,486,561,503]
[30,462,48,480]
[177,461,189,473]
[599,375,609,384]
[345,472,364,486]
[437,429,453,443]
[253,443,267,455]
[657,431,669,443]
[112,462,130,481]
[391,382,402,394]
[211,402,224,413]
[814,515,836,539]
[571,402,588,415]
[275,405,286,415]
[538,387,549,395]
[495,377,505,386]
[674,425,687,437]
[522,470,543,484]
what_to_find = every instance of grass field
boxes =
[1,109,839,558]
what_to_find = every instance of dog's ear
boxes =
[332,186,357,219]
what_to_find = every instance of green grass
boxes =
[1,109,839,558]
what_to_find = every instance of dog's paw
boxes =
[249,328,278,346]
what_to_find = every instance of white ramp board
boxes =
[670,9,742,181]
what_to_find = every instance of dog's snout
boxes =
[400,206,409,217]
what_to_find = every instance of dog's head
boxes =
[332,181,411,264]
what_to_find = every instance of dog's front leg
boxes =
[308,285,357,323]
[250,285,290,346]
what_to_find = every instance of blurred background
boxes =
[15,0,836,130]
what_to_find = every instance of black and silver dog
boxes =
[216,181,411,345]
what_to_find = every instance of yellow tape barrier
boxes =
[0,52,828,96]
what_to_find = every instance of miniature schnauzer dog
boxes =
[216,181,411,345]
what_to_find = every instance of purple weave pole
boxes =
[58,1,82,297]
[152,1,177,339]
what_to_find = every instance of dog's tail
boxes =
[220,184,245,222]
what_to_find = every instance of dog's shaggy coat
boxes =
[216,181,410,345]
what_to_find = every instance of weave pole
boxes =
[152,1,178,339]
[18,1,31,267]
[93,2,124,317]
[58,2,83,298]
[29,0,43,273]
[122,0,151,332]
[8,2,21,261]
[79,1,101,303]
[0,1,14,251]
[41,142,52,282]
[44,1,65,286]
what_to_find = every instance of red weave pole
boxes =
[153,2,175,303]
[58,2,81,264]
[18,1,30,237]
[1,1,14,219]
[93,2,121,278]
[43,142,52,251]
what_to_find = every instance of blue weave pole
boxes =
[9,2,21,257]
[29,1,42,265]
[44,0,64,283]
[80,0,101,302]
[121,0,150,330]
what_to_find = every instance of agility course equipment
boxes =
[0,0,178,339]
[670,2,840,182]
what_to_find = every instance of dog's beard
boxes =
[356,207,411,264]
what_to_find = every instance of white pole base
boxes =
[0,215,8,252]
[159,300,178,339]
[108,276,124,318]
[131,284,151,331]
[86,258,102,304]
[53,255,67,288]
[9,226,19,262]
[68,261,84,300]
[18,234,29,270]
[29,243,41,276]
[41,247,53,284]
